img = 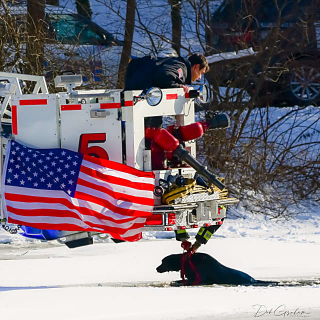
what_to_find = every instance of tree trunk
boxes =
[169,0,181,56]
[204,0,213,55]
[116,0,136,89]
[46,0,59,6]
[75,0,92,20]
[26,0,45,75]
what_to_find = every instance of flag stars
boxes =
[12,151,16,155]
[7,142,82,194]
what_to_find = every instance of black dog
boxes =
[157,253,271,285]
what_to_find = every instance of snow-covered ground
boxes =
[1,204,320,320]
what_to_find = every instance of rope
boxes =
[162,179,208,204]
[162,177,228,205]
[180,251,202,286]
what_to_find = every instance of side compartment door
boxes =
[59,94,122,163]
[11,94,60,149]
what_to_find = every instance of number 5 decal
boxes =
[78,133,109,160]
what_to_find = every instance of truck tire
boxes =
[284,58,320,106]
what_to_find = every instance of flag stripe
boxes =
[78,170,154,199]
[75,184,152,212]
[76,186,153,216]
[5,199,139,224]
[6,207,146,234]
[8,217,104,233]
[75,191,152,217]
[80,165,154,192]
[77,176,154,206]
[8,215,146,235]
[4,190,147,222]
[83,155,155,179]
[4,186,139,221]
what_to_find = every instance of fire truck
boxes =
[0,72,238,248]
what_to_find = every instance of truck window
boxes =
[49,14,107,45]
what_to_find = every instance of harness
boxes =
[180,251,202,285]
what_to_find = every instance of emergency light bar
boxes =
[54,75,83,92]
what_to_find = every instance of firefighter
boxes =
[146,54,209,128]
[152,53,209,92]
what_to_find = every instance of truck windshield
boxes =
[49,14,112,46]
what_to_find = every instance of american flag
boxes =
[2,140,155,241]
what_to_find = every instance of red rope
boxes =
[180,251,202,285]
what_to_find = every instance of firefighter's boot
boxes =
[191,224,223,252]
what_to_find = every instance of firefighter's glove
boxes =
[181,240,192,251]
